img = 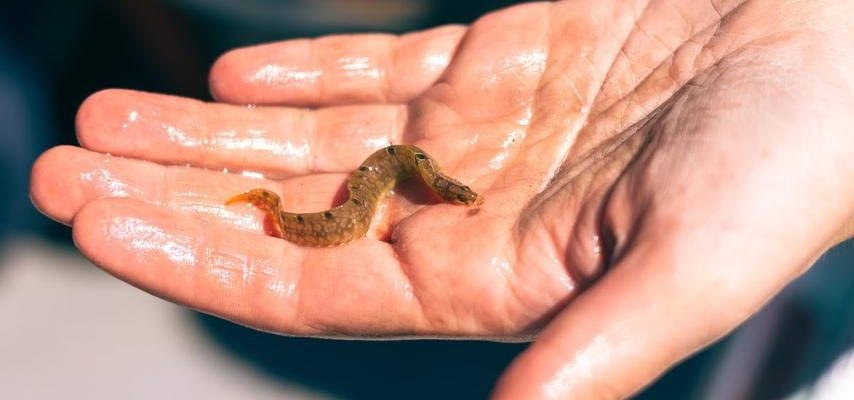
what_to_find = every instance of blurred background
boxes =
[1,0,852,399]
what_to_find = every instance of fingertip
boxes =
[75,88,132,151]
[71,197,114,267]
[208,40,317,105]
[208,48,241,103]
[29,146,59,218]
[30,145,87,224]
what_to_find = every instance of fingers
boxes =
[76,89,407,176]
[73,197,425,336]
[209,25,466,106]
[30,145,346,231]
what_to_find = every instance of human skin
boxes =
[29,0,854,398]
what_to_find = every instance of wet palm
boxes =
[30,1,854,398]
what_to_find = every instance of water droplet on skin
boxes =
[361,137,391,149]
[241,170,264,179]
[339,56,380,79]
[222,168,229,174]
[246,104,256,109]
[108,216,196,268]
[490,256,512,277]
[489,151,509,170]
[591,234,602,257]
[501,130,526,148]
[121,110,140,129]
[249,65,321,86]
[212,128,310,159]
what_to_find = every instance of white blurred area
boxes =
[4,236,853,400]
[0,238,332,400]
[810,347,854,400]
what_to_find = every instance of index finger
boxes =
[209,25,466,107]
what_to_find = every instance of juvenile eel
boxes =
[226,145,482,247]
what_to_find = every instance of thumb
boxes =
[491,232,815,399]
[492,238,736,399]
[491,181,839,400]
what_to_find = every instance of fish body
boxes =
[227,145,481,247]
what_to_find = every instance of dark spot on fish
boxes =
[351,198,361,206]
[414,153,426,160]
[386,147,396,155]
[323,211,334,219]
[296,215,305,224]
[457,194,467,202]
[358,166,368,172]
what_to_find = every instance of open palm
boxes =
[31,1,854,398]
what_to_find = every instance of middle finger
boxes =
[76,89,407,177]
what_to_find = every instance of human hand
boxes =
[30,0,854,398]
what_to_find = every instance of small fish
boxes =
[227,145,482,246]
